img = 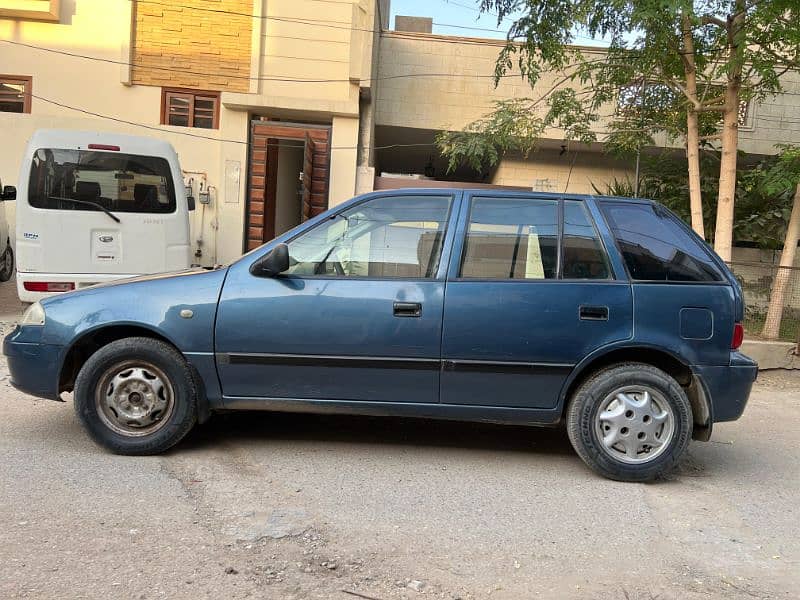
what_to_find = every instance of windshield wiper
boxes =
[47,196,121,224]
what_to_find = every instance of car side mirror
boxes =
[187,195,196,211]
[250,243,290,277]
[1,186,15,201]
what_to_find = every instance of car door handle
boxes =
[393,301,422,317]
[579,305,609,321]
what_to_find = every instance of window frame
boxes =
[160,88,220,130]
[596,198,727,285]
[454,195,617,284]
[267,193,457,282]
[0,74,32,114]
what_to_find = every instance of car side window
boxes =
[600,201,723,282]
[285,195,452,278]
[562,200,610,279]
[460,197,558,279]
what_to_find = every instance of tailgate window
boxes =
[600,201,723,282]
[28,148,177,214]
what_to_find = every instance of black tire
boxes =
[0,244,13,282]
[74,337,197,455]
[566,362,692,482]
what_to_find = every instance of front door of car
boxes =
[440,194,633,409]
[215,193,457,403]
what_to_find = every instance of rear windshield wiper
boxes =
[47,196,121,223]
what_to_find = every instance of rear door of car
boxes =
[440,193,633,409]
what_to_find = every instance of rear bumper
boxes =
[2,326,63,401]
[693,352,759,423]
[16,271,140,303]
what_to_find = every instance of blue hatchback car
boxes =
[4,189,757,481]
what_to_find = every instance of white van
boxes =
[15,130,193,302]
[0,177,14,282]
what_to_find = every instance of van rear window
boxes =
[599,201,723,282]
[28,148,177,214]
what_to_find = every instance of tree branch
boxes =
[701,15,728,29]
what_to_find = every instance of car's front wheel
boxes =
[566,363,692,482]
[74,337,197,454]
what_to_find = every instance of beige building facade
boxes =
[2,1,800,265]
[1,0,383,264]
[373,28,800,194]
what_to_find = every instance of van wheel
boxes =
[74,337,197,455]
[566,363,692,482]
[0,244,13,282]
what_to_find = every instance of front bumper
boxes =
[693,352,759,423]
[3,326,63,401]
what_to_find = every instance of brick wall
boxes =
[131,0,253,92]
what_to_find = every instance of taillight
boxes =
[23,282,75,293]
[87,143,120,151]
[731,322,744,350]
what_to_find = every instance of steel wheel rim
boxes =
[95,360,175,437]
[594,386,676,465]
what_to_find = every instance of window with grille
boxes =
[0,75,32,113]
[161,89,220,129]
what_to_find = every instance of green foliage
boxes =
[761,145,800,195]
[438,0,800,172]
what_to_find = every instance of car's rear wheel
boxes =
[74,337,197,454]
[0,244,13,282]
[566,363,692,482]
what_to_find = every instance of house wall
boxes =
[376,31,800,158]
[491,151,635,196]
[0,0,380,267]
[131,0,253,93]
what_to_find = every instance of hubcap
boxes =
[95,361,174,437]
[594,386,675,464]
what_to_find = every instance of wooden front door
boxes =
[246,121,331,251]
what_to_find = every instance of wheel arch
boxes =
[59,323,212,424]
[559,344,712,440]
[59,323,177,394]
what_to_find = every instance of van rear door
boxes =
[19,146,190,277]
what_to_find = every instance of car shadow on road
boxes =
[179,410,577,457]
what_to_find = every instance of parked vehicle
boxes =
[14,129,194,302]
[0,177,15,282]
[3,189,758,481]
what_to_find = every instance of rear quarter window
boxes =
[599,201,723,282]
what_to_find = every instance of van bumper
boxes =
[2,326,62,401]
[693,353,759,423]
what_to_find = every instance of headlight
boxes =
[20,301,46,326]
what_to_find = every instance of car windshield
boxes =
[28,148,177,214]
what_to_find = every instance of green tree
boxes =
[760,146,800,339]
[436,0,800,261]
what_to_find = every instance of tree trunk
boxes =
[714,84,740,262]
[713,3,745,262]
[682,14,705,238]
[762,183,800,339]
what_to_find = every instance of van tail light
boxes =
[731,322,744,350]
[87,143,120,151]
[23,282,75,293]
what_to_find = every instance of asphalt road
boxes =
[0,281,798,599]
